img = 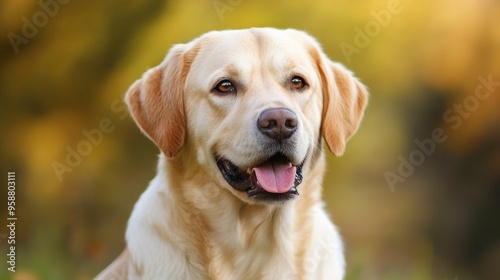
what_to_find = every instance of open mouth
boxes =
[216,153,304,202]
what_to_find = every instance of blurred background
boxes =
[1,0,499,279]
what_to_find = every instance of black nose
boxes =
[257,108,298,142]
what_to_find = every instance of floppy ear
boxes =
[318,58,368,156]
[125,44,197,157]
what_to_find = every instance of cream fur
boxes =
[96,28,368,280]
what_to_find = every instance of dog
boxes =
[96,27,368,280]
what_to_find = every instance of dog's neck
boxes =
[159,154,298,278]
[126,152,325,278]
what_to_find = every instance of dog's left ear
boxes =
[318,58,369,156]
[125,44,198,157]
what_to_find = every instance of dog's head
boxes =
[125,28,368,204]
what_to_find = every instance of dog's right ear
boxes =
[125,44,197,157]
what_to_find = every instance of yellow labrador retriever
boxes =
[97,27,368,280]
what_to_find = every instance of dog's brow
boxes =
[224,65,240,77]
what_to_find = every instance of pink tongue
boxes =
[253,161,296,193]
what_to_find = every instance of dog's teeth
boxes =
[289,187,299,195]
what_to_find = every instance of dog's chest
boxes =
[207,223,296,280]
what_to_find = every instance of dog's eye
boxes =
[290,76,307,90]
[214,80,236,94]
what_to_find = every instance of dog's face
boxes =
[125,28,368,204]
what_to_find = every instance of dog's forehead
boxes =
[192,29,317,71]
